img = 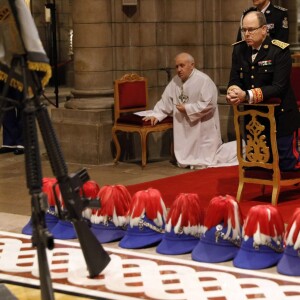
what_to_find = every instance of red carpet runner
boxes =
[126,166,300,224]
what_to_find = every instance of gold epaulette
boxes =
[273,5,287,12]
[232,40,244,46]
[271,39,289,49]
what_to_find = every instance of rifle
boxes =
[10,53,111,300]
[35,95,111,279]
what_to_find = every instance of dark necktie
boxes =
[251,49,258,62]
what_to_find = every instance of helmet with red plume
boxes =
[192,195,243,263]
[277,208,300,276]
[157,193,205,255]
[119,188,167,249]
[234,204,284,270]
[90,184,131,243]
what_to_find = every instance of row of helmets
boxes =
[21,178,300,277]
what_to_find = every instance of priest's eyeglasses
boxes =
[241,25,263,35]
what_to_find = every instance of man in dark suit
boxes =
[227,10,300,171]
[237,0,289,42]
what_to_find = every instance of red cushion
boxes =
[245,168,300,180]
[117,114,173,126]
[118,81,147,109]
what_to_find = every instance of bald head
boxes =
[175,52,195,64]
[175,53,195,82]
[243,10,267,27]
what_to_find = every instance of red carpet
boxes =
[126,166,300,224]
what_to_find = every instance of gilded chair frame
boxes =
[233,103,300,206]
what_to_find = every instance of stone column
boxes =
[51,0,114,164]
[66,0,114,109]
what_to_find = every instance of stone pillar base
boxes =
[51,107,113,164]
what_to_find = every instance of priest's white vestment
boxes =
[152,69,237,168]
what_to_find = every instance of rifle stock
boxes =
[57,171,111,277]
[73,220,111,278]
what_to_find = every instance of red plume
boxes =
[97,185,131,217]
[129,188,167,227]
[91,185,131,226]
[79,180,100,220]
[166,193,204,235]
[81,180,100,198]
[243,205,284,244]
[285,208,300,249]
[204,195,229,228]
[203,195,243,239]
[42,177,59,206]
[167,193,204,227]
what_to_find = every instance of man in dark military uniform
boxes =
[237,0,289,42]
[227,11,300,171]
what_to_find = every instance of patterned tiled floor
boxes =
[0,231,299,300]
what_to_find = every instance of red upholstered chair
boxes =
[233,103,300,206]
[112,73,173,168]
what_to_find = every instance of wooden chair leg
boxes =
[236,181,244,202]
[140,131,147,168]
[271,184,280,206]
[112,128,121,165]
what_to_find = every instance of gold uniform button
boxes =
[251,75,254,79]
[251,66,255,69]
[251,85,255,88]
[281,109,284,112]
